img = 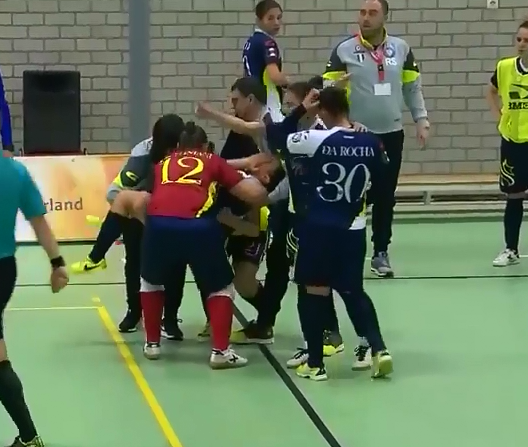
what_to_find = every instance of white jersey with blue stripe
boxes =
[284,127,386,230]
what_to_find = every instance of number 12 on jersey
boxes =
[316,162,371,203]
[161,156,204,185]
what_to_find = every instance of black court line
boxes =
[232,304,342,447]
[15,273,528,288]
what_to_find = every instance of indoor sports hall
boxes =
[2,217,526,447]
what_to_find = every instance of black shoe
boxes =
[161,318,184,341]
[7,436,45,447]
[230,320,274,345]
[118,310,141,333]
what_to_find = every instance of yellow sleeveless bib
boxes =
[497,57,528,143]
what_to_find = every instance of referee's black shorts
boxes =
[0,256,17,340]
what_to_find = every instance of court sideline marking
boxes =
[233,305,342,447]
[91,296,183,447]
[15,273,528,289]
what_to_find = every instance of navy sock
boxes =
[0,360,38,443]
[89,211,126,263]
[341,290,386,354]
[323,291,340,333]
[297,288,325,368]
[504,199,523,252]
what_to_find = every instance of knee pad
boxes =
[207,284,235,301]
[140,277,164,292]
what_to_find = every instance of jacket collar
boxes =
[357,27,387,49]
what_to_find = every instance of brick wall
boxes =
[0,0,527,173]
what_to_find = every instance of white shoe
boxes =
[209,348,248,369]
[493,249,520,267]
[143,342,161,360]
[286,348,309,369]
[352,345,372,371]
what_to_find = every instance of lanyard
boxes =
[366,45,385,82]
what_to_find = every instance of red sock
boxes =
[141,291,164,343]
[206,294,233,351]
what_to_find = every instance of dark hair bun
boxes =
[184,121,197,134]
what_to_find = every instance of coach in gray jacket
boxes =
[323,0,430,278]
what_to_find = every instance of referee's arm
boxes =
[401,47,428,123]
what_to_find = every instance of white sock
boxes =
[358,337,369,347]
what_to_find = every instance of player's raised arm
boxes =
[195,102,264,137]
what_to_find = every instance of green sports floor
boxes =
[2,220,528,447]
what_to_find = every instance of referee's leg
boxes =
[370,130,404,278]
[255,199,291,331]
[0,256,43,446]
[119,218,144,332]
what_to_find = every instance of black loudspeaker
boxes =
[23,70,81,155]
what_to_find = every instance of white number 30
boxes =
[317,162,371,203]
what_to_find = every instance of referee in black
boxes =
[323,0,429,277]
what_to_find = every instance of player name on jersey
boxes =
[321,145,376,157]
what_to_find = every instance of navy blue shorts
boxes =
[141,216,234,298]
[294,224,366,292]
[499,138,528,194]
[0,256,17,340]
[226,232,268,265]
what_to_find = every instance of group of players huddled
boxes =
[69,0,393,382]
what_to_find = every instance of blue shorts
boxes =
[225,232,268,265]
[141,216,234,297]
[294,223,366,292]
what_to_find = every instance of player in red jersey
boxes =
[121,121,269,368]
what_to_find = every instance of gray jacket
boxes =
[106,138,152,203]
[323,33,427,134]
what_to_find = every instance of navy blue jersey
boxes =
[265,108,324,216]
[242,30,283,121]
[269,120,387,230]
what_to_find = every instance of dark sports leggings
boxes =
[0,256,17,340]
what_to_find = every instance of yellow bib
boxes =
[497,57,528,143]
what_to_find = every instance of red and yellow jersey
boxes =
[147,150,243,218]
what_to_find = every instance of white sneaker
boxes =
[493,249,520,267]
[286,348,309,369]
[143,342,161,360]
[352,345,372,371]
[209,348,248,369]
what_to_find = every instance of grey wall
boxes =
[0,0,527,174]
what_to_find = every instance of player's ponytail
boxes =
[150,113,185,163]
[179,121,215,152]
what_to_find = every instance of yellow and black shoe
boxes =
[371,350,393,379]
[323,330,344,357]
[197,321,210,341]
[295,363,328,381]
[230,320,273,345]
[8,436,45,447]
[70,256,107,274]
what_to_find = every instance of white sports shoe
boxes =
[493,249,520,267]
[209,348,248,369]
[143,342,161,360]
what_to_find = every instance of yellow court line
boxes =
[7,306,98,312]
[91,297,183,447]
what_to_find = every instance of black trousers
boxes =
[257,199,291,328]
[121,218,182,321]
[0,256,17,340]
[370,130,404,254]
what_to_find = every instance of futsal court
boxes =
[1,220,527,447]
